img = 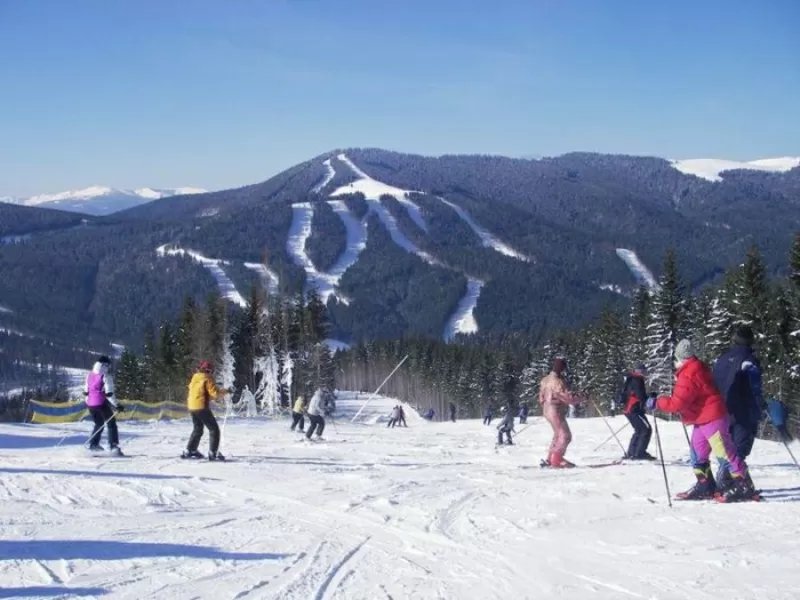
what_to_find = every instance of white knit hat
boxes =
[674,339,695,363]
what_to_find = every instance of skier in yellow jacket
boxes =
[182,360,230,461]
[291,395,306,433]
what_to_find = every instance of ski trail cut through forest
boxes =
[155,244,247,308]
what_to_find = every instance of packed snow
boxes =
[2,394,799,599]
[323,338,351,352]
[670,157,800,182]
[443,278,484,341]
[156,245,247,308]
[334,153,428,232]
[243,262,281,296]
[615,249,660,291]
[325,201,368,278]
[438,197,529,262]
[599,283,624,295]
[311,159,336,194]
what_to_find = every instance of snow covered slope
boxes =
[670,157,800,182]
[1,186,207,216]
[156,245,247,308]
[616,248,659,290]
[443,278,484,341]
[439,197,529,262]
[1,407,799,599]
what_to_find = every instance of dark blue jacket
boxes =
[712,345,763,428]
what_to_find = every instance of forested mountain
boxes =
[0,148,798,375]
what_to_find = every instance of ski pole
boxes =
[81,409,121,447]
[513,423,535,439]
[351,355,409,422]
[782,439,800,471]
[593,421,630,452]
[589,398,627,455]
[652,413,673,508]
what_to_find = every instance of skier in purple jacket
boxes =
[84,355,125,456]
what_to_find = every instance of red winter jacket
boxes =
[656,357,727,426]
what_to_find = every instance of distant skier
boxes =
[648,339,757,502]
[182,361,230,461]
[620,364,655,460]
[84,355,125,456]
[483,405,493,425]
[767,397,791,442]
[388,405,401,428]
[518,402,529,424]
[398,405,408,427]
[241,385,257,418]
[291,395,306,433]
[449,402,456,422]
[712,326,764,487]
[424,408,435,421]
[497,405,515,445]
[306,387,326,440]
[539,357,582,468]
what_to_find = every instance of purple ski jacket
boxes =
[84,361,115,408]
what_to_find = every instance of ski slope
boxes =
[615,248,660,291]
[311,159,336,194]
[438,197,529,262]
[443,278,484,341]
[156,245,247,308]
[334,153,428,232]
[243,263,281,296]
[2,395,799,599]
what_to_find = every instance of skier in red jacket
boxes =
[647,339,758,502]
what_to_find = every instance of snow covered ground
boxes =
[156,245,247,308]
[443,278,484,341]
[438,198,529,262]
[2,393,799,599]
[311,159,336,194]
[615,249,660,291]
[670,157,800,182]
[334,153,428,232]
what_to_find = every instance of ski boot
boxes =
[88,443,105,452]
[208,451,226,461]
[181,450,204,459]
[548,452,575,468]
[109,445,124,457]
[676,467,717,500]
[716,475,759,503]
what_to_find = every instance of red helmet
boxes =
[199,360,213,373]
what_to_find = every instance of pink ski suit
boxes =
[539,371,580,463]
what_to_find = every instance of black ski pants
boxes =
[89,402,119,447]
[187,408,220,454]
[290,411,305,432]
[730,421,757,459]
[497,427,512,445]
[387,418,396,428]
[307,414,325,438]
[625,411,652,458]
[484,415,492,425]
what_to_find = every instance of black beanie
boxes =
[733,325,754,347]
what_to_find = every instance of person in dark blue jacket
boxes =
[712,326,764,485]
[621,364,655,460]
[483,405,493,425]
[518,402,529,424]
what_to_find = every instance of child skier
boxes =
[398,405,407,427]
[647,339,758,502]
[84,355,125,456]
[388,405,401,428]
[621,364,655,460]
[291,395,306,432]
[497,405,515,445]
[539,357,582,468]
[182,361,230,461]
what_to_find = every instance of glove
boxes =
[115,404,126,413]
[646,396,657,411]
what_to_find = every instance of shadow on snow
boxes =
[0,539,292,562]
[0,467,218,481]
[0,586,107,598]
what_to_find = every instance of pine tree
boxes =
[626,286,651,368]
[141,328,159,402]
[646,250,686,393]
[763,283,795,397]
[732,245,769,350]
[115,350,143,401]
[176,295,199,382]
[689,288,714,362]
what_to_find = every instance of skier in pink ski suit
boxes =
[539,358,582,467]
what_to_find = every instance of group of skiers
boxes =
[81,323,790,502]
[535,325,786,503]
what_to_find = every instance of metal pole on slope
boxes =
[589,397,627,456]
[593,421,630,452]
[652,412,673,508]
[351,355,409,423]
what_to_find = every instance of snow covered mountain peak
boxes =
[2,185,209,216]
[670,156,800,182]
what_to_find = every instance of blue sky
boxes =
[1,0,798,196]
